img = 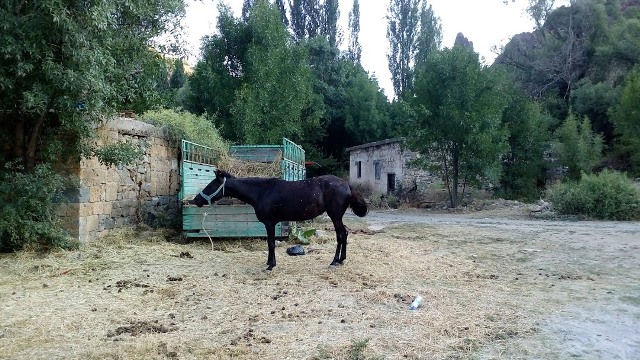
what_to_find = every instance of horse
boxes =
[193,169,368,271]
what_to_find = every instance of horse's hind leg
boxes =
[330,218,348,266]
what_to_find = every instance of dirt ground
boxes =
[1,206,639,359]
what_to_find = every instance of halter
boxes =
[199,177,226,206]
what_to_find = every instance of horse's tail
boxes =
[349,186,368,217]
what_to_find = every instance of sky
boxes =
[182,0,568,99]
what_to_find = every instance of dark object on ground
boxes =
[286,245,305,256]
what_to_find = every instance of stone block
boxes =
[85,215,100,233]
[105,184,118,202]
[102,202,113,216]
[57,186,90,203]
[99,215,116,231]
[89,186,104,203]
[79,202,94,217]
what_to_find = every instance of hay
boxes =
[216,151,283,178]
[1,216,636,359]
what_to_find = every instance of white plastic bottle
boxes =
[409,296,423,310]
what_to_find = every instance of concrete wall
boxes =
[57,118,180,241]
[347,138,435,195]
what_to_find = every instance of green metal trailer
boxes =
[181,138,305,238]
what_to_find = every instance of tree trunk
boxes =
[441,143,454,207]
[24,95,55,171]
[451,146,459,208]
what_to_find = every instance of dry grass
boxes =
[1,213,638,359]
[216,152,283,178]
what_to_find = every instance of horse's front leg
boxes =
[264,222,277,271]
[330,220,348,266]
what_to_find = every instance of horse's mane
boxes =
[216,169,235,178]
[217,169,279,182]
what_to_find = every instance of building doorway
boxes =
[387,173,396,193]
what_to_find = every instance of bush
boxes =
[140,109,228,158]
[0,164,78,252]
[547,170,640,220]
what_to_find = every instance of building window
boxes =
[387,173,396,192]
[374,160,381,180]
[356,161,362,178]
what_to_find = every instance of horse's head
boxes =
[193,169,233,207]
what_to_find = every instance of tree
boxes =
[415,2,442,69]
[169,59,187,89]
[610,65,640,175]
[289,0,323,41]
[554,111,603,181]
[407,46,508,208]
[187,4,250,141]
[0,0,185,171]
[242,0,258,21]
[386,0,422,99]
[275,0,289,26]
[233,2,321,144]
[344,63,391,146]
[191,0,321,145]
[322,0,340,47]
[499,91,551,201]
[347,0,362,62]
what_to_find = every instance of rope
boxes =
[199,176,227,250]
[202,209,214,251]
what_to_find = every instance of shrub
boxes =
[140,109,228,158]
[0,163,78,252]
[547,170,640,220]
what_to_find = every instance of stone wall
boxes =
[57,118,180,241]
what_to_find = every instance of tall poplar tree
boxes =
[415,2,442,69]
[322,0,340,47]
[275,0,289,26]
[386,0,422,98]
[348,0,362,62]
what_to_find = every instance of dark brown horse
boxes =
[193,169,368,271]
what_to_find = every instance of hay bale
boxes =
[217,151,283,178]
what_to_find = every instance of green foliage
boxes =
[140,109,228,158]
[169,59,187,90]
[554,112,603,180]
[93,141,146,168]
[344,63,391,145]
[0,0,185,170]
[186,4,248,141]
[547,170,640,220]
[499,91,551,201]
[499,0,640,160]
[610,65,640,175]
[289,223,316,245]
[0,164,77,252]
[347,0,362,62]
[231,1,321,145]
[407,46,508,207]
[188,1,322,146]
[386,0,422,98]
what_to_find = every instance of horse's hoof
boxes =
[265,265,275,272]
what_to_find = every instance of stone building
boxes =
[346,138,435,195]
[56,117,180,241]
